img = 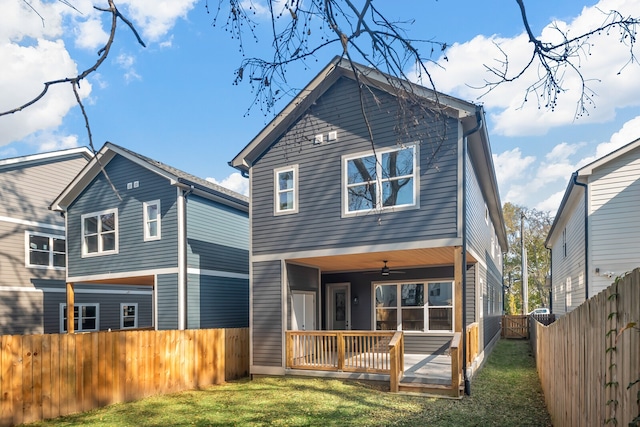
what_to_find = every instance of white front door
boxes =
[327,283,351,330]
[292,291,315,331]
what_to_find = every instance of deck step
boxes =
[397,382,461,398]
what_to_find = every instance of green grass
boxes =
[26,340,552,426]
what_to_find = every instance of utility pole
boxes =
[521,212,528,314]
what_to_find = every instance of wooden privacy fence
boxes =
[501,315,529,339]
[0,328,249,427]
[530,269,640,426]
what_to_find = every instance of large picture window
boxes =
[374,281,453,332]
[343,145,417,215]
[143,200,161,241]
[274,165,298,215]
[25,231,65,269]
[81,209,118,256]
[60,303,99,333]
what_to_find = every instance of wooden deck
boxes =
[286,330,462,397]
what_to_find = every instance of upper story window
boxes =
[274,165,298,215]
[25,231,65,269]
[343,145,418,215]
[374,281,453,333]
[562,227,567,258]
[143,200,161,241]
[81,209,118,257]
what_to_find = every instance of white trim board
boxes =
[0,286,152,295]
[0,216,64,231]
[187,268,249,280]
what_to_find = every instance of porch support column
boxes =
[454,246,463,333]
[66,282,75,334]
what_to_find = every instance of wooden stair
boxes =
[398,381,462,398]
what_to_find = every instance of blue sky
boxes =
[2,0,640,214]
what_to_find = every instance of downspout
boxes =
[548,248,553,313]
[461,106,483,396]
[572,173,589,300]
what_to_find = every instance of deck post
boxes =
[66,282,75,334]
[454,246,463,334]
[337,332,345,371]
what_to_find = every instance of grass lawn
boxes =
[26,339,552,426]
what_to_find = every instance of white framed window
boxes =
[374,280,453,333]
[120,303,138,329]
[81,209,118,256]
[25,231,65,269]
[343,145,418,215]
[484,204,489,225]
[60,303,99,332]
[274,165,298,215]
[143,200,161,241]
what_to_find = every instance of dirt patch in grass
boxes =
[26,339,551,426]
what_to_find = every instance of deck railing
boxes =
[449,332,462,394]
[285,331,404,389]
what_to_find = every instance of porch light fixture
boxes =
[353,296,359,305]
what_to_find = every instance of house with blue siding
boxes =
[50,142,249,332]
[231,57,507,392]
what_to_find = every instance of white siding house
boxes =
[546,138,640,315]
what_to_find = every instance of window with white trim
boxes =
[25,231,65,269]
[374,281,453,332]
[81,209,118,256]
[60,303,99,332]
[120,303,138,329]
[343,145,418,215]
[143,200,161,241]
[274,165,298,214]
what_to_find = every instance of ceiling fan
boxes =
[366,260,405,276]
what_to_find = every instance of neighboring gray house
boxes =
[0,147,92,334]
[545,137,640,315]
[230,57,507,384]
[50,142,249,332]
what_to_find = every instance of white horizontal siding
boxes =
[589,145,640,294]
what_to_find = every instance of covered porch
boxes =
[284,246,480,396]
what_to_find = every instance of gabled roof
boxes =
[230,56,478,173]
[0,147,92,170]
[230,56,508,250]
[50,142,248,212]
[545,137,640,247]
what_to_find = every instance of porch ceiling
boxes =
[291,247,477,273]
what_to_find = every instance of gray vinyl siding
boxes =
[404,336,451,354]
[157,273,179,330]
[40,283,152,333]
[187,274,249,329]
[67,155,179,277]
[251,77,459,255]
[0,221,65,288]
[0,288,44,335]
[466,155,501,269]
[479,262,502,349]
[0,154,88,224]
[252,261,282,367]
[186,195,249,274]
[465,263,476,325]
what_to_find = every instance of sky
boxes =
[2,0,640,215]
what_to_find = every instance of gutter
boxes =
[460,106,483,396]
[572,173,589,300]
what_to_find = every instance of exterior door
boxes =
[327,283,351,330]
[292,291,315,331]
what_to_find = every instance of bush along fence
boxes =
[530,269,640,427]
[0,328,249,427]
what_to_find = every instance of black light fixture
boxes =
[381,260,391,276]
[352,296,359,305]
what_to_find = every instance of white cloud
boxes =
[535,190,566,216]
[0,38,91,147]
[117,0,199,42]
[423,0,640,137]
[207,173,249,196]
[493,148,536,189]
[116,53,141,82]
[74,17,109,50]
[29,132,80,152]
